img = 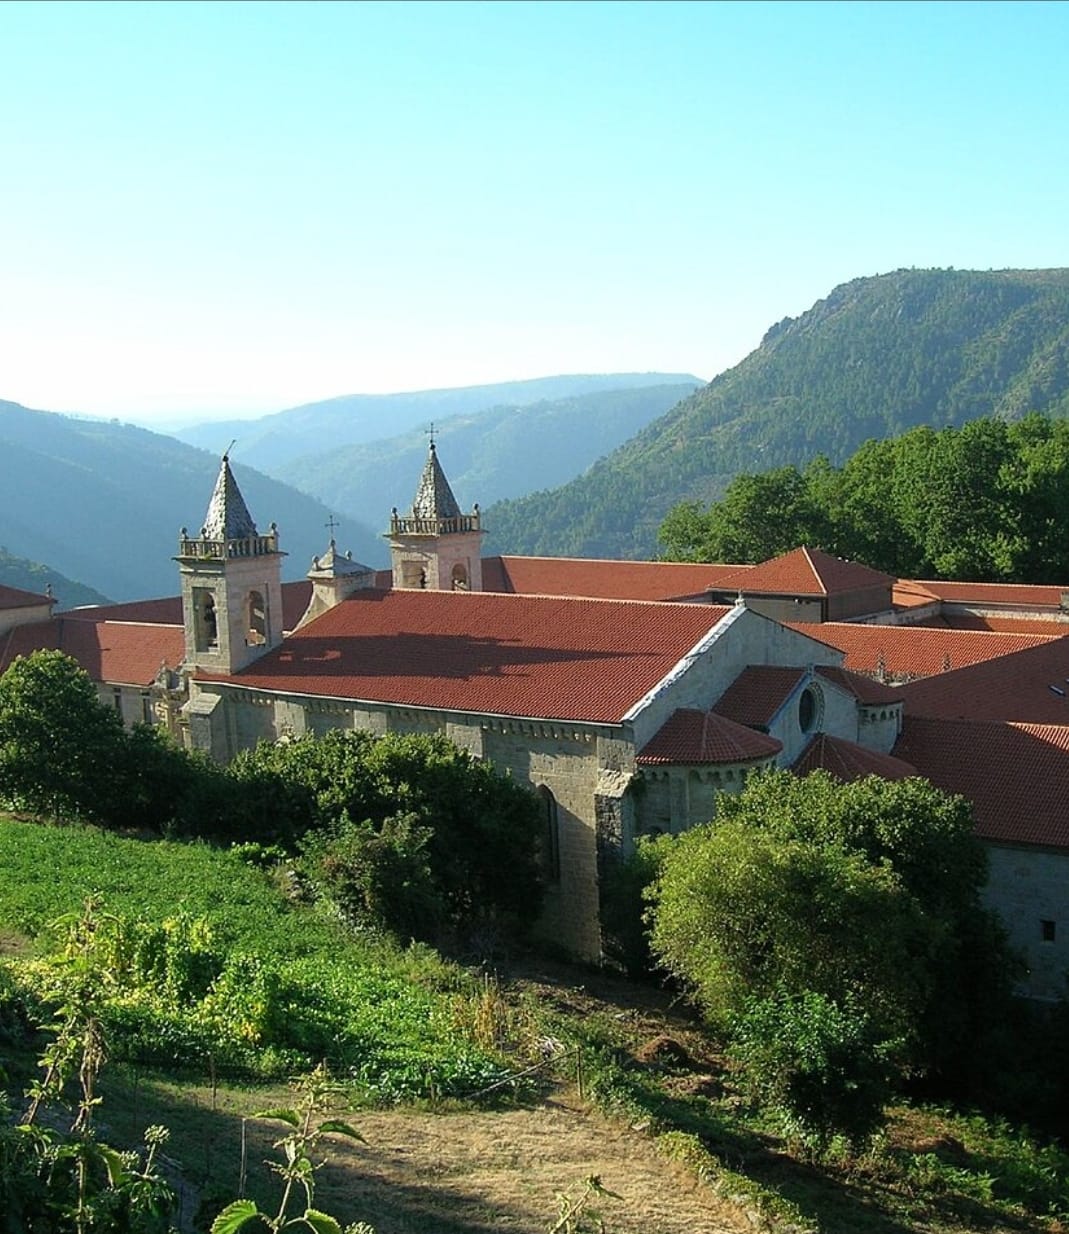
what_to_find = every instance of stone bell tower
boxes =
[387,439,485,591]
[176,453,286,673]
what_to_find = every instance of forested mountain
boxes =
[274,382,700,530]
[485,269,1069,560]
[0,401,382,601]
[0,548,110,609]
[175,373,700,474]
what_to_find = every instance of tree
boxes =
[648,771,1017,1134]
[0,650,127,824]
[230,730,545,943]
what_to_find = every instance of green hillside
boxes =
[276,381,700,528]
[176,372,701,474]
[0,401,383,601]
[485,269,1069,559]
[0,547,110,609]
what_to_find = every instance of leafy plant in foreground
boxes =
[211,1066,373,1234]
[1,899,176,1232]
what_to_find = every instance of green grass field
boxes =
[0,816,506,1098]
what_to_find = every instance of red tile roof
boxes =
[908,579,1066,608]
[714,666,807,728]
[0,583,53,610]
[894,717,1069,849]
[815,665,902,705]
[638,708,782,765]
[482,555,748,602]
[793,733,916,782]
[205,590,733,725]
[711,547,894,597]
[930,613,1069,635]
[891,580,941,608]
[794,622,1060,680]
[902,637,1069,724]
[0,620,185,686]
[67,596,184,624]
[66,580,315,635]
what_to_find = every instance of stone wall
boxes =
[985,843,1069,1001]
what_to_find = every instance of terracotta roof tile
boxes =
[67,580,314,634]
[815,665,902,705]
[891,580,941,609]
[902,637,1069,723]
[638,708,782,765]
[909,579,1066,608]
[793,733,916,782]
[482,556,749,602]
[0,619,185,686]
[0,583,53,610]
[714,666,807,727]
[711,547,895,597]
[794,622,1060,680]
[205,590,732,725]
[894,717,1069,849]
[67,596,185,624]
[932,613,1069,635]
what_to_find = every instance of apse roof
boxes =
[793,733,916,782]
[637,708,782,765]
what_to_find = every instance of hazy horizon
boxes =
[2,1,1067,425]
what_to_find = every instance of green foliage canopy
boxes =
[0,650,126,824]
[230,729,545,943]
[649,772,1014,1081]
[659,413,1069,583]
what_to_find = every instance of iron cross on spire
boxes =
[427,422,437,450]
[325,513,340,543]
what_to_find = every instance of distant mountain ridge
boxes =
[273,381,701,531]
[0,548,110,610]
[0,401,382,601]
[175,373,701,474]
[485,268,1069,560]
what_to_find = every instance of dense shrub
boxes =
[231,730,545,943]
[731,989,901,1153]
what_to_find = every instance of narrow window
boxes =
[537,786,561,883]
[193,588,218,651]
[112,688,123,714]
[247,589,268,645]
[1041,919,1057,943]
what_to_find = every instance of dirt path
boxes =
[309,1090,754,1234]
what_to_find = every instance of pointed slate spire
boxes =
[203,453,258,541]
[411,441,462,521]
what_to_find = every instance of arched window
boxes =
[537,786,561,883]
[193,588,218,651]
[247,589,268,645]
[451,563,469,590]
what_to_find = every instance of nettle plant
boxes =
[211,1066,373,1234]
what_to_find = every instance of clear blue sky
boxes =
[2,0,1066,425]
